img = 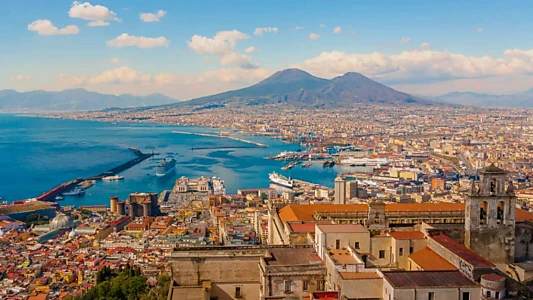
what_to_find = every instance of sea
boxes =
[0,114,364,207]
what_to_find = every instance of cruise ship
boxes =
[156,158,176,177]
[269,172,293,189]
[340,157,389,166]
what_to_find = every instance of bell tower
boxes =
[465,164,516,265]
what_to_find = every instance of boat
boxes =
[55,195,64,201]
[156,158,177,177]
[63,188,85,196]
[302,162,312,168]
[78,180,95,189]
[269,172,293,189]
[102,175,125,181]
[323,161,335,167]
[212,176,226,195]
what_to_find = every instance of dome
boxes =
[50,213,74,230]
[68,230,78,238]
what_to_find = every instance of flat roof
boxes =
[409,247,456,271]
[430,233,494,268]
[266,247,322,266]
[383,270,477,288]
[317,224,369,233]
[328,249,359,265]
[340,271,381,280]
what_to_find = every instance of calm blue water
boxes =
[0,114,353,207]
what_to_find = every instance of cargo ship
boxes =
[63,188,85,196]
[269,172,293,189]
[156,158,176,177]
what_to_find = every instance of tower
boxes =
[110,196,118,213]
[334,176,346,204]
[465,164,516,265]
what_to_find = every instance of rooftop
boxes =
[265,247,322,266]
[430,233,494,268]
[383,270,477,288]
[328,249,359,265]
[409,247,456,271]
[339,271,381,280]
[389,231,425,240]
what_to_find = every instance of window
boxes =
[335,239,340,249]
[235,287,242,298]
[428,292,435,300]
[355,242,360,249]
[495,291,500,298]
[399,247,404,256]
[379,250,385,259]
[284,280,292,292]
[487,291,491,297]
[410,246,414,254]
[303,280,309,291]
[462,292,470,300]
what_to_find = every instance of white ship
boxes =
[269,172,293,189]
[212,176,226,195]
[156,158,176,177]
[102,175,124,181]
[340,157,389,166]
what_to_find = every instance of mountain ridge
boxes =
[428,89,533,108]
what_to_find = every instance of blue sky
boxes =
[2,0,533,99]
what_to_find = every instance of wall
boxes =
[369,236,393,267]
[211,282,259,300]
[390,287,480,300]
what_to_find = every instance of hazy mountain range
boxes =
[0,89,178,112]
[427,89,533,108]
[167,68,431,109]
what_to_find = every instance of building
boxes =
[334,176,346,205]
[109,193,160,218]
[431,177,446,191]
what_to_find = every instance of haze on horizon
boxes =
[3,0,533,101]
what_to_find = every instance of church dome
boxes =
[50,214,74,230]
[68,229,78,238]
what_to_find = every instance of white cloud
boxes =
[188,30,249,54]
[245,46,260,53]
[57,73,88,87]
[69,1,119,23]
[107,33,169,48]
[90,66,151,84]
[10,75,30,81]
[109,57,121,64]
[293,46,533,85]
[220,53,258,69]
[140,10,166,23]
[333,26,342,34]
[27,19,79,36]
[400,37,412,45]
[254,27,278,36]
[476,28,483,33]
[309,33,321,40]
[320,24,326,28]
[88,20,110,27]
[294,26,303,30]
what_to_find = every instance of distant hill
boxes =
[168,68,432,109]
[0,88,178,112]
[429,89,533,108]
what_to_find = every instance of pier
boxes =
[36,148,156,202]
[172,130,268,149]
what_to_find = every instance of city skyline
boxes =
[2,0,533,100]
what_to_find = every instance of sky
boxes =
[2,0,533,100]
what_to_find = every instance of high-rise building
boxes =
[334,176,346,204]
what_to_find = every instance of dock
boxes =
[36,148,156,202]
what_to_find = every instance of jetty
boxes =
[36,148,156,202]
[172,130,268,149]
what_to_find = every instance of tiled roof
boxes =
[389,231,425,240]
[409,247,456,271]
[430,233,494,268]
[383,270,477,288]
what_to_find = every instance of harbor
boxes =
[36,148,156,202]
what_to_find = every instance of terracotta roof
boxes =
[430,233,494,268]
[409,248,456,271]
[289,222,321,233]
[277,203,533,223]
[383,270,477,288]
[328,249,358,265]
[389,231,425,240]
[339,271,381,280]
